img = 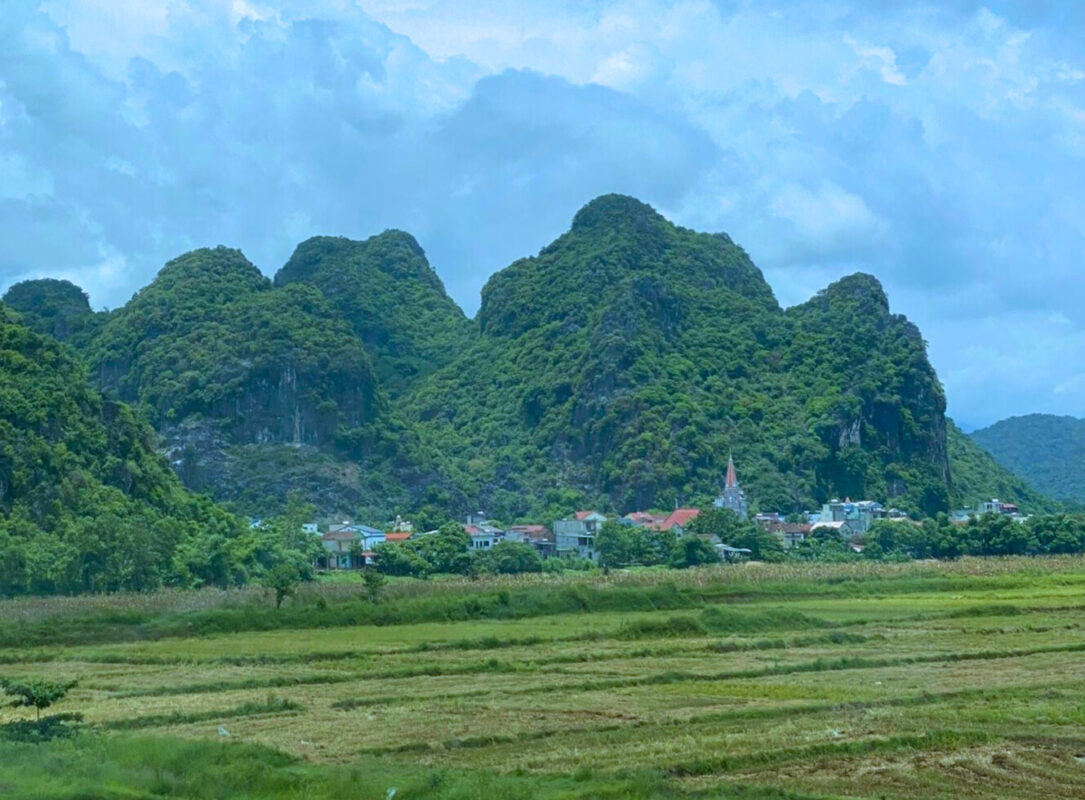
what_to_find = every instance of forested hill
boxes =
[0,302,249,594]
[275,231,475,396]
[971,414,1085,503]
[406,195,958,519]
[946,420,1060,513]
[1,194,1053,520]
[2,278,99,345]
[75,246,448,516]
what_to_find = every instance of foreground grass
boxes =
[0,735,819,800]
[4,557,1085,799]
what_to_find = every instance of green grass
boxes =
[4,557,1085,799]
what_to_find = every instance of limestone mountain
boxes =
[0,301,247,594]
[275,231,475,395]
[2,278,100,345]
[406,195,958,519]
[84,246,438,516]
[971,414,1085,503]
[2,195,1051,523]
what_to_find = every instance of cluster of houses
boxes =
[314,513,557,570]
[307,454,1031,570]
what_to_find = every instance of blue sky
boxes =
[2,1,1084,429]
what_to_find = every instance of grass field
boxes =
[3,557,1085,798]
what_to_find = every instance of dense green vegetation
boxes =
[0,306,325,596]
[2,195,1052,529]
[1,278,99,345]
[275,231,475,396]
[0,304,223,593]
[406,195,997,519]
[863,512,1085,559]
[78,246,452,516]
[970,414,1085,503]
[946,419,1060,511]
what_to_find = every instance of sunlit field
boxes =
[4,557,1085,799]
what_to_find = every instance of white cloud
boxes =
[3,0,1085,427]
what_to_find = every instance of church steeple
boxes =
[714,453,749,519]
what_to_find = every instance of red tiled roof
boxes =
[509,524,547,534]
[384,532,412,541]
[659,508,700,531]
[574,510,598,521]
[463,525,482,535]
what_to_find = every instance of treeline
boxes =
[372,524,558,577]
[774,512,1085,563]
[0,499,322,598]
[592,508,1085,568]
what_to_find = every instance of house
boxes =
[810,520,856,538]
[301,522,318,534]
[819,498,881,534]
[506,524,548,540]
[977,498,1020,516]
[712,455,749,519]
[657,508,701,536]
[320,522,385,569]
[621,511,666,527]
[506,525,555,557]
[383,532,413,544]
[554,511,606,561]
[758,519,812,548]
[463,524,499,549]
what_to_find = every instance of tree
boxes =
[1,678,77,721]
[595,522,635,568]
[669,536,719,568]
[373,541,431,577]
[361,567,385,603]
[689,508,755,544]
[262,563,299,608]
[489,541,543,574]
[415,523,472,575]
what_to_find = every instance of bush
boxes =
[0,713,83,743]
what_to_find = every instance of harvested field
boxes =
[3,557,1085,798]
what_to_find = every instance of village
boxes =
[308,456,1027,570]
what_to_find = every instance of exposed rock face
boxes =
[83,247,397,516]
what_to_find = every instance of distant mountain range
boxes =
[1,194,1054,521]
[971,414,1085,504]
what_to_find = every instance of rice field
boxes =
[4,557,1085,799]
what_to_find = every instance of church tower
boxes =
[712,454,749,519]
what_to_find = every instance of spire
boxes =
[725,453,737,489]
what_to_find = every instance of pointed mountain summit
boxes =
[275,230,474,395]
[407,194,956,518]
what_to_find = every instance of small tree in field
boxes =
[2,678,77,721]
[362,567,385,603]
[262,563,299,608]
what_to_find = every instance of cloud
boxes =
[2,0,1085,428]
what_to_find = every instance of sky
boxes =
[2,1,1084,430]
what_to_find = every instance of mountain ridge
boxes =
[1,195,1055,520]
